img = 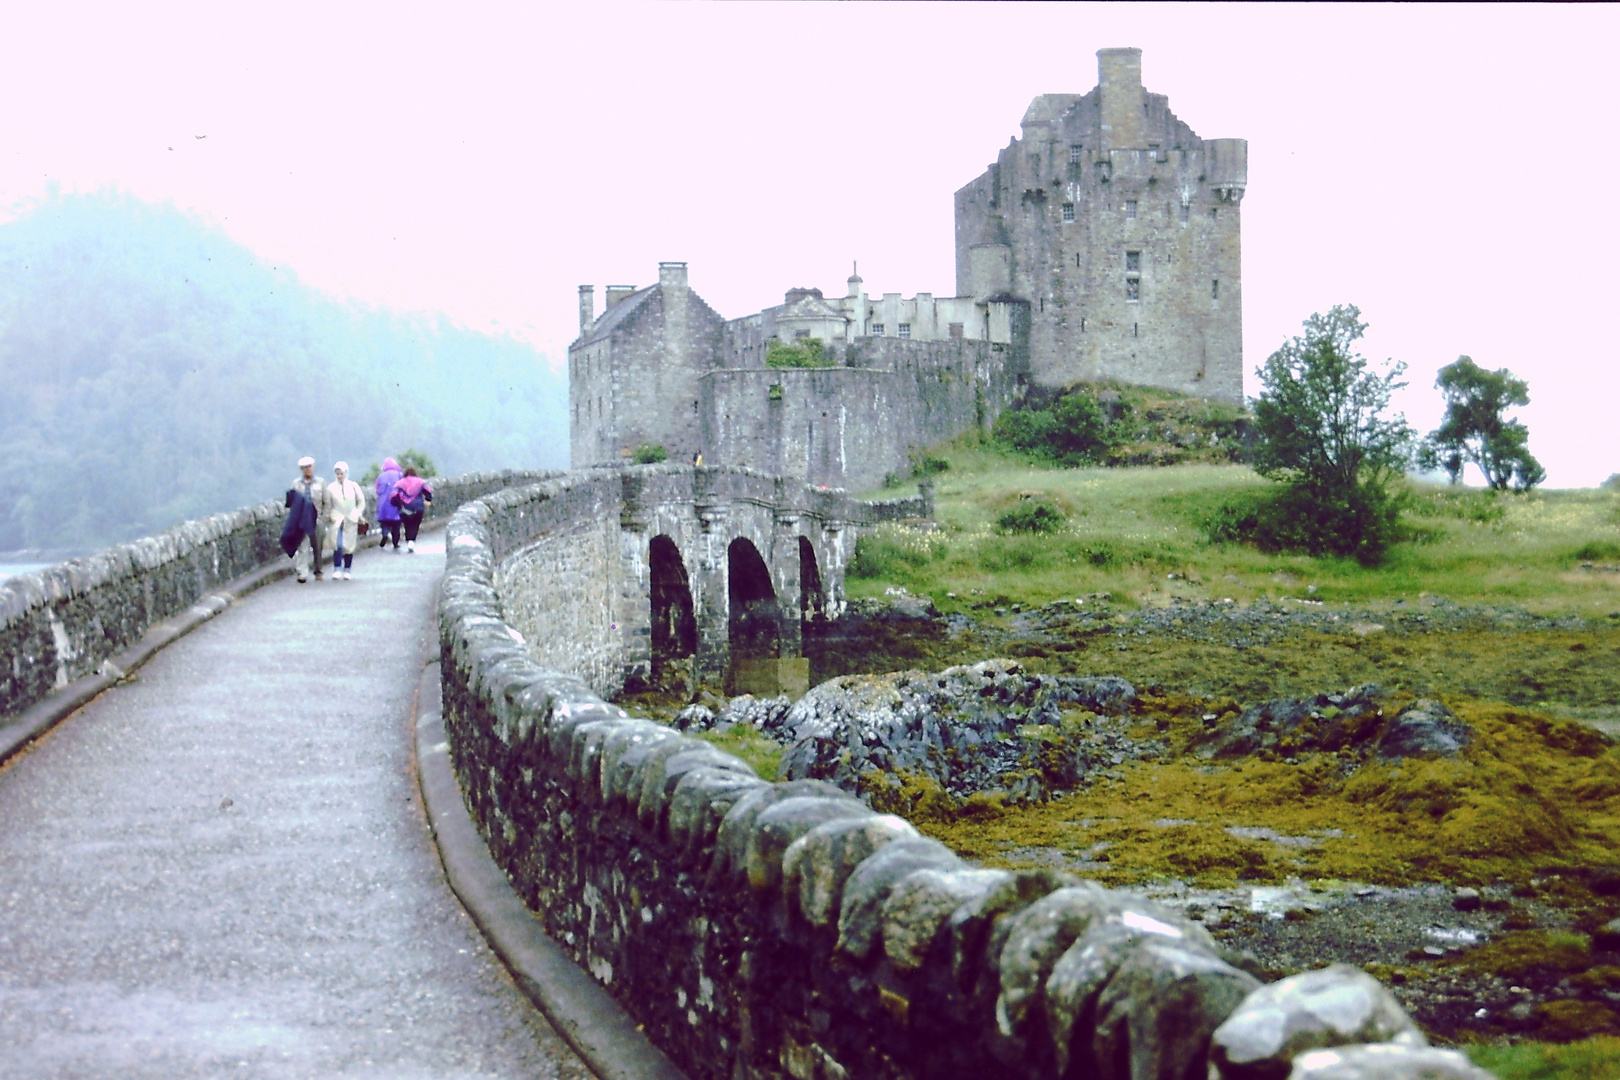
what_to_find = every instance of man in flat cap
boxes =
[287,456,328,582]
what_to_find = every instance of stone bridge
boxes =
[489,464,930,702]
[0,465,1487,1080]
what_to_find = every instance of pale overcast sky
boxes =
[2,2,1616,486]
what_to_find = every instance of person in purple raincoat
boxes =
[374,457,403,552]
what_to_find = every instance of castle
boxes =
[569,48,1246,492]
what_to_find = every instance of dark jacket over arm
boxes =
[281,489,317,557]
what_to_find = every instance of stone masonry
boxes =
[569,47,1245,492]
[437,471,1490,1080]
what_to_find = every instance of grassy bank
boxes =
[853,447,1620,618]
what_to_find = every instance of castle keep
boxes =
[570,48,1246,491]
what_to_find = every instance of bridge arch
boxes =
[798,535,824,623]
[648,534,696,695]
[726,536,780,670]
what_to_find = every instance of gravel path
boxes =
[0,539,592,1080]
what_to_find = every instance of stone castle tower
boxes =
[956,47,1246,402]
[570,47,1245,485]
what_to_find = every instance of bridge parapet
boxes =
[443,470,1452,1080]
[0,469,554,723]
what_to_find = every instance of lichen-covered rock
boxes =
[665,767,769,862]
[996,884,1112,1037]
[949,868,1079,988]
[600,725,687,805]
[836,837,960,959]
[783,814,919,926]
[1376,699,1471,759]
[1090,937,1260,1080]
[1043,902,1218,1073]
[745,796,871,892]
[712,780,850,883]
[717,693,794,736]
[883,867,1010,971]
[777,659,1138,800]
[672,703,716,731]
[1210,964,1424,1080]
[1286,1044,1494,1080]
[1191,686,1388,760]
[637,744,754,833]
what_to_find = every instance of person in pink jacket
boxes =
[390,467,434,553]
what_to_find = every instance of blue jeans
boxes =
[332,525,355,570]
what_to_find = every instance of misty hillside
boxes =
[0,191,567,552]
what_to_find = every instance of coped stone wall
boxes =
[442,477,1487,1080]
[0,469,553,720]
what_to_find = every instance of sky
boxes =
[2,2,1616,487]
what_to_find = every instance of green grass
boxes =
[692,726,785,779]
[1467,1037,1620,1079]
[851,442,1620,618]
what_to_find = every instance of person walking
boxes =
[391,466,433,553]
[325,462,368,580]
[374,457,403,552]
[288,456,327,583]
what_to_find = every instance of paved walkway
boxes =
[0,539,592,1080]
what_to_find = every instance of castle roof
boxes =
[576,285,654,347]
[1021,93,1084,127]
[775,294,848,323]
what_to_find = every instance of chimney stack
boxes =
[658,261,688,291]
[1097,47,1145,150]
[578,285,595,334]
[606,285,636,309]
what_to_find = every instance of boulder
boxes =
[1191,686,1387,760]
[1090,937,1260,1080]
[1377,699,1471,759]
[778,659,1138,800]
[1210,964,1424,1080]
[1285,1044,1494,1079]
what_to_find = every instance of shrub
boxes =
[765,339,835,369]
[632,442,667,465]
[1207,482,1411,565]
[994,388,1113,466]
[1574,541,1620,562]
[996,498,1066,534]
[909,449,951,477]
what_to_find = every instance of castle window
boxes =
[1212,279,1220,299]
[794,330,810,341]
[1069,144,1082,164]
[1125,250,1141,272]
[948,322,964,339]
[1180,202,1190,225]
[1126,279,1140,301]
[871,323,885,336]
[1080,317,1087,332]
[1211,207,1218,219]
[898,323,911,339]
[1134,322,1139,337]
[1125,200,1137,219]
[1061,202,1075,222]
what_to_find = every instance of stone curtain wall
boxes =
[442,473,1481,1080]
[0,469,551,720]
[700,337,1025,494]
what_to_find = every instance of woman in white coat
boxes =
[326,462,368,580]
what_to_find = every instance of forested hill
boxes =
[0,191,567,553]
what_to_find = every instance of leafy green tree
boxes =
[396,448,439,477]
[1420,356,1544,491]
[1249,305,1414,564]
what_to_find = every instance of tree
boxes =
[1421,356,1544,491]
[1249,305,1414,564]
